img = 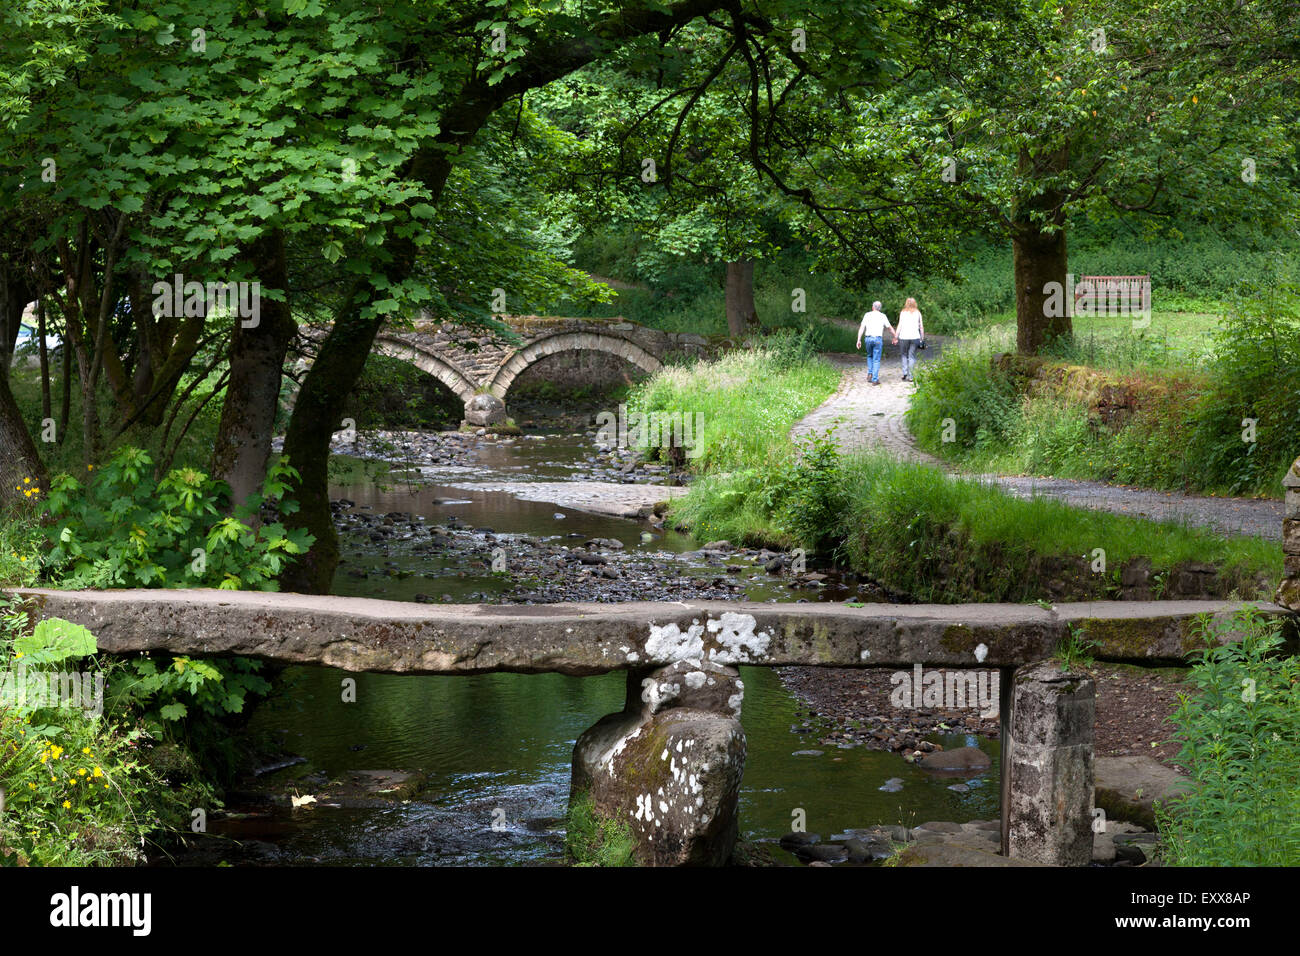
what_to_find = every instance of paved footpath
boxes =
[794,339,1282,540]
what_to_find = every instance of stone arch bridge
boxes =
[301,316,710,425]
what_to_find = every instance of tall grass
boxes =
[1156,607,1300,865]
[629,341,840,474]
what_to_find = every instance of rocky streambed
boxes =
[331,503,888,605]
[204,423,1098,868]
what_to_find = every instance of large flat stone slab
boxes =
[895,843,1051,867]
[8,590,1282,675]
[1095,755,1192,829]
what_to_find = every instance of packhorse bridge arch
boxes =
[305,315,711,426]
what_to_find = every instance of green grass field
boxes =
[979,308,1223,371]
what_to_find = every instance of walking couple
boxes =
[855,298,924,385]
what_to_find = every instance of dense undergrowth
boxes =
[1156,607,1300,865]
[0,448,307,864]
[0,602,222,866]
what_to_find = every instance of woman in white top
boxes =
[895,297,924,381]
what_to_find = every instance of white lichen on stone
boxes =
[705,612,772,664]
[975,643,989,663]
[645,619,705,663]
[684,670,707,690]
[599,725,642,778]
[641,677,682,711]
[726,677,745,716]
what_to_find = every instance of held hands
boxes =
[891,335,898,345]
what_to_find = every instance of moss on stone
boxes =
[940,623,979,654]
[565,792,637,867]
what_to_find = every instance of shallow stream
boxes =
[184,431,999,865]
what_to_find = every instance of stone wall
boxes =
[992,352,1195,430]
[1277,457,1300,610]
[510,350,645,394]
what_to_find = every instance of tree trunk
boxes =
[277,301,387,593]
[37,299,51,421]
[724,260,758,338]
[0,354,46,501]
[1012,224,1071,354]
[58,316,71,447]
[0,267,45,499]
[0,268,33,380]
[211,230,297,509]
[278,105,498,593]
[1012,145,1072,354]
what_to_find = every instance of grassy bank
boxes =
[631,338,840,474]
[907,286,1300,498]
[640,352,1280,600]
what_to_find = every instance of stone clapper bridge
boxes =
[12,588,1287,866]
[299,314,711,426]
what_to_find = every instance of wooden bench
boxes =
[1074,275,1151,316]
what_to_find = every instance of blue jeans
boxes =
[863,336,882,380]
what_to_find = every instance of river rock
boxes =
[915,820,964,834]
[1094,755,1190,829]
[779,831,820,850]
[843,837,892,863]
[919,746,992,772]
[796,842,848,863]
[463,393,506,426]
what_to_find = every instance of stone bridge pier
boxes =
[572,658,1097,867]
[572,660,746,866]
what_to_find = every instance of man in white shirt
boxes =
[855,301,894,386]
